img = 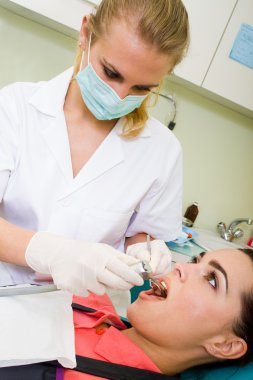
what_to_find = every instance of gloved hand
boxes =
[126,239,172,277]
[25,232,144,296]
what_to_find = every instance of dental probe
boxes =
[129,236,167,297]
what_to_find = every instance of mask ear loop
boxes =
[79,33,92,72]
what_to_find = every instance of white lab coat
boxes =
[0,68,182,314]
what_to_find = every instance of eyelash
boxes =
[191,256,218,290]
[204,271,218,290]
[103,65,151,92]
[103,66,119,79]
[135,85,151,92]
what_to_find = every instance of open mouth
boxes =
[149,280,167,298]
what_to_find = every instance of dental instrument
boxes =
[146,235,167,298]
[0,283,58,297]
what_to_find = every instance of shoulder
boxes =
[0,80,45,105]
[145,115,182,156]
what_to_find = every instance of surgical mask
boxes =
[76,34,148,120]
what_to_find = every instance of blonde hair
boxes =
[73,0,189,138]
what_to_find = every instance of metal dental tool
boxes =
[146,235,167,298]
[0,283,58,297]
[131,257,167,297]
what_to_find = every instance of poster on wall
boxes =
[229,23,253,70]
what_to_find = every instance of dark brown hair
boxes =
[232,248,253,364]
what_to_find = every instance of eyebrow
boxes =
[102,58,159,88]
[209,259,228,293]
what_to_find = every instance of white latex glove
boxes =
[25,232,143,296]
[126,239,172,277]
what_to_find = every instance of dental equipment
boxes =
[146,235,167,298]
[0,283,58,297]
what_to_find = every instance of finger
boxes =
[98,269,143,290]
[87,281,106,295]
[114,252,140,266]
[136,249,151,262]
[127,246,151,262]
[126,249,150,262]
[149,249,161,272]
[106,258,144,286]
[155,256,171,276]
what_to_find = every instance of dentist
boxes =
[0,0,189,313]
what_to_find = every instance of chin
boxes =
[126,299,141,324]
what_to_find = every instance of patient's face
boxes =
[127,249,253,349]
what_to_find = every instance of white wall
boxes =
[0,6,252,243]
[0,6,76,85]
[149,83,253,243]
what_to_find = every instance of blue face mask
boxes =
[76,35,148,120]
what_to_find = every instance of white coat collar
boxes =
[29,67,74,116]
[27,68,152,193]
[28,67,151,137]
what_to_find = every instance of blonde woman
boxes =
[0,0,189,313]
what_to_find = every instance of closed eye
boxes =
[103,65,121,80]
[134,85,151,92]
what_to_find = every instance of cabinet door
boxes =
[174,0,237,86]
[0,0,94,31]
[203,0,253,112]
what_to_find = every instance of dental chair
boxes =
[180,361,253,379]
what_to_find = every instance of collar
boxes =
[28,67,151,137]
[28,67,74,117]
[94,326,161,373]
[73,294,128,330]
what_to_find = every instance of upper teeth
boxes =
[160,281,167,289]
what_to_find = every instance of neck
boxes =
[122,328,214,375]
[64,79,117,131]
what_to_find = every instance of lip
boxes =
[138,289,164,301]
[138,277,171,301]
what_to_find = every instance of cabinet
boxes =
[0,0,95,36]
[1,0,252,116]
[173,0,253,116]
[174,0,237,86]
[202,0,253,112]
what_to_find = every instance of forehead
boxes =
[93,18,174,76]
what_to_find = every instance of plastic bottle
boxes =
[247,237,253,248]
[183,202,199,227]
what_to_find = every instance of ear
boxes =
[205,336,248,360]
[79,15,91,49]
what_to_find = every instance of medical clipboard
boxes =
[0,283,58,296]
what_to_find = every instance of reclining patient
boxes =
[63,247,253,379]
[2,247,253,379]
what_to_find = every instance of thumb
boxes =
[113,251,140,266]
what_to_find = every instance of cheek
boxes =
[175,287,205,312]
[170,287,216,327]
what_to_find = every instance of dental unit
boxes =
[130,235,168,298]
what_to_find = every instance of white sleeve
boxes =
[125,141,183,242]
[0,85,20,201]
[0,171,10,202]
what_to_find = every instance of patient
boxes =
[63,247,253,379]
[2,248,252,379]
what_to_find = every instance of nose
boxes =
[111,83,131,100]
[173,262,189,282]
[174,263,184,281]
